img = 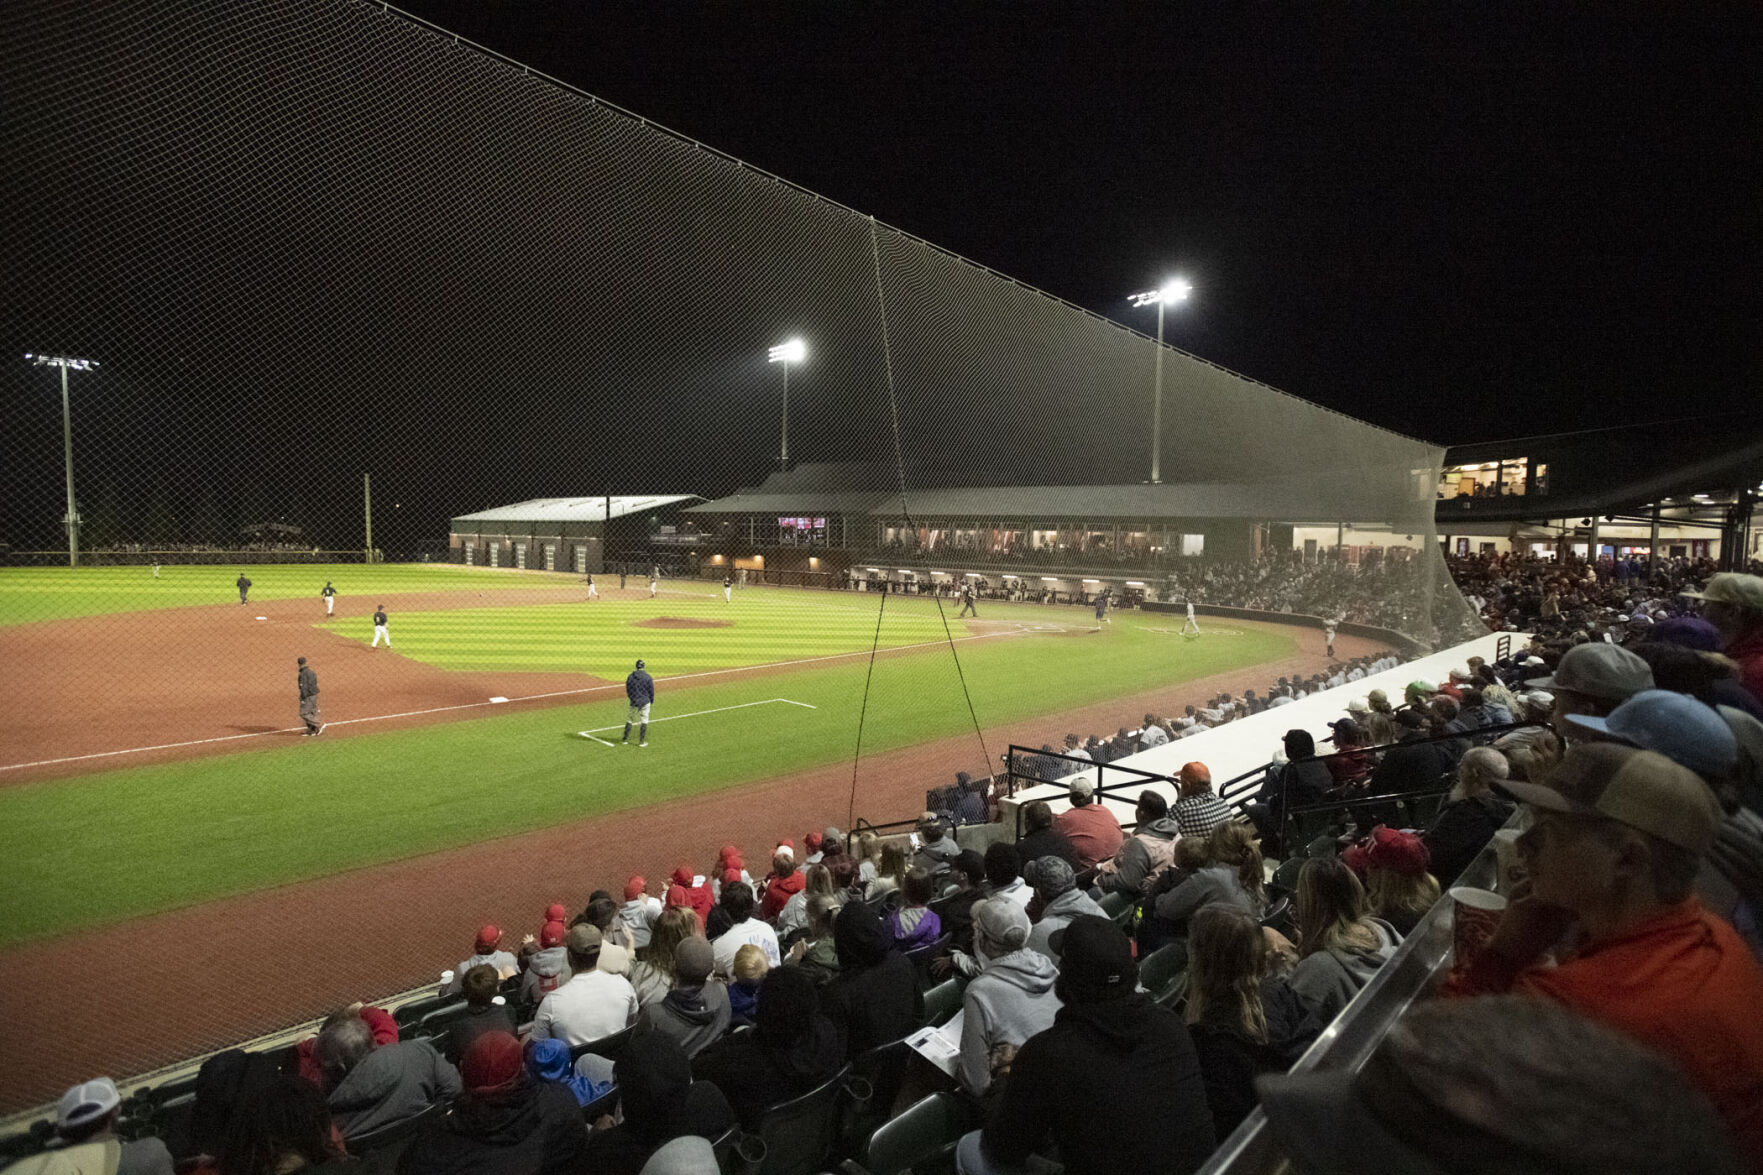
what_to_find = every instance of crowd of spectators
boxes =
[19,569,1763,1175]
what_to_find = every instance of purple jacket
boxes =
[888,906,943,952]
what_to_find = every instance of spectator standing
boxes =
[636,936,730,1058]
[956,900,1061,1096]
[1024,856,1104,963]
[1287,858,1402,1023]
[1172,762,1234,841]
[1442,743,1763,1154]
[395,1031,588,1175]
[709,882,781,974]
[530,925,638,1047]
[957,917,1216,1175]
[1052,780,1124,871]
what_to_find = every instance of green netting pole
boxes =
[364,472,374,565]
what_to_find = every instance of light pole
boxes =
[27,352,98,567]
[1128,280,1191,484]
[767,338,806,471]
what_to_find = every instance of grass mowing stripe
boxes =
[0,618,1292,945]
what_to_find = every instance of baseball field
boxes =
[0,561,1359,1114]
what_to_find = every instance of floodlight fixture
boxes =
[27,352,99,567]
[767,338,807,469]
[1128,279,1193,484]
[767,339,806,364]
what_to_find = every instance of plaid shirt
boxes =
[1174,791,1234,840]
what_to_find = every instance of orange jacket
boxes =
[1444,899,1763,1163]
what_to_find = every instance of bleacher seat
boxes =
[921,979,962,1029]
[346,1099,446,1161]
[740,1063,854,1175]
[839,1091,983,1175]
[900,933,952,984]
[842,1038,911,1159]
[1097,890,1137,929]
[392,992,459,1029]
[1137,943,1188,1009]
[567,1024,636,1066]
[1268,856,1305,896]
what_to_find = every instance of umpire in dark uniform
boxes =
[298,656,323,736]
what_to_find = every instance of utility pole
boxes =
[364,473,374,564]
[27,353,97,567]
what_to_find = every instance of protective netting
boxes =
[0,0,1481,1111]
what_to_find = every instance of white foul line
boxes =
[0,630,1018,773]
[577,697,817,746]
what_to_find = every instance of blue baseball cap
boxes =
[1563,689,1738,780]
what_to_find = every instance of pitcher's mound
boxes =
[635,617,732,630]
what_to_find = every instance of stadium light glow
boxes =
[27,352,99,567]
[1040,576,1059,582]
[1127,279,1192,484]
[767,338,806,471]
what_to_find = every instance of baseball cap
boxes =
[803,832,823,853]
[673,936,714,983]
[566,923,604,955]
[1502,742,1722,854]
[623,876,646,902]
[1680,572,1763,611]
[1056,916,1137,1002]
[544,902,567,923]
[971,897,1031,954]
[474,924,502,953]
[1648,616,1722,651]
[1326,718,1364,744]
[1367,688,1388,705]
[1343,827,1431,877]
[1395,709,1427,729]
[1562,689,1738,780]
[1069,779,1095,801]
[635,658,645,669]
[460,1031,524,1095]
[1025,855,1076,898]
[1405,680,1435,698]
[57,1077,121,1131]
[1347,697,1370,714]
[1526,643,1654,702]
[539,920,566,948]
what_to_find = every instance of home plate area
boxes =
[577,697,817,746]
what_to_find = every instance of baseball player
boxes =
[1325,623,1337,658]
[236,573,252,605]
[297,656,323,736]
[371,604,391,648]
[957,581,977,618]
[723,573,733,603]
[152,562,160,580]
[322,580,337,615]
[1181,598,1202,636]
[649,567,659,598]
[585,573,598,599]
[623,658,654,747]
[1093,588,1110,628]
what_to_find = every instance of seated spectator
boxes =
[295,1005,398,1088]
[1366,709,1458,797]
[1443,742,1763,1152]
[709,846,751,897]
[727,944,768,1028]
[1258,997,1746,1175]
[1495,724,1561,783]
[784,892,843,984]
[956,916,1215,1175]
[1024,855,1104,964]
[667,864,714,927]
[396,1031,588,1175]
[580,896,634,976]
[620,877,662,950]
[1423,746,1516,886]
[1246,732,1334,851]
[853,830,882,889]
[1093,786,1177,896]
[937,849,990,952]
[584,1032,736,1175]
[637,935,730,1057]
[1052,780,1124,871]
[446,963,516,1065]
[914,812,963,871]
[313,1007,461,1141]
[526,1037,607,1107]
[984,841,1032,908]
[441,924,519,996]
[801,831,825,867]
[758,848,806,923]
[1173,762,1234,841]
[1363,688,1400,745]
[957,899,1061,1096]
[1323,719,1372,786]
[949,771,989,826]
[1683,572,1763,705]
[1528,641,1655,733]
[185,1049,279,1167]
[888,867,944,952]
[518,921,572,1009]
[1286,857,1402,1023]
[692,966,847,1128]
[1184,906,1321,1139]
[1342,827,1440,937]
[1015,800,1079,869]
[33,1077,174,1175]
[1143,822,1267,955]
[867,840,910,900]
[776,862,834,942]
[1634,640,1763,722]
[629,907,696,1010]
[530,925,639,1047]
[822,901,922,1057]
[709,882,781,976]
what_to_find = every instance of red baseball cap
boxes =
[539,920,566,948]
[664,883,690,908]
[474,924,501,953]
[624,876,646,901]
[544,903,567,924]
[671,864,695,887]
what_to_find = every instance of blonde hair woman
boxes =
[1287,857,1400,1021]
[628,906,697,1008]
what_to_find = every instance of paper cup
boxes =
[1490,829,1525,893]
[438,969,454,995]
[1449,887,1507,969]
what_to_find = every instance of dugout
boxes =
[449,495,703,573]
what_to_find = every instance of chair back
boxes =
[1137,942,1188,1008]
[745,1063,853,1175]
[858,1091,984,1175]
[346,1099,446,1160]
[920,978,962,1028]
[567,1023,636,1065]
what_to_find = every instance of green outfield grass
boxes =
[0,583,1295,946]
[0,562,568,626]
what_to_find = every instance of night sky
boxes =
[387,0,1758,443]
[3,1,1757,552]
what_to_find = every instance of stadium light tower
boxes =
[1128,280,1192,484]
[26,352,99,567]
[768,338,806,471]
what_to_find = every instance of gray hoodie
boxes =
[1152,864,1263,928]
[637,980,732,1058]
[1287,917,1402,1022]
[1099,815,1181,895]
[519,945,572,1007]
[958,949,1061,1094]
[1026,888,1105,963]
[327,1038,461,1140]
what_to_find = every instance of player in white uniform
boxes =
[372,604,391,648]
[1325,624,1337,658]
[322,580,337,615]
[649,567,658,598]
[585,573,598,599]
[1181,599,1202,636]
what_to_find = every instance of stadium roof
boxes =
[452,495,701,523]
